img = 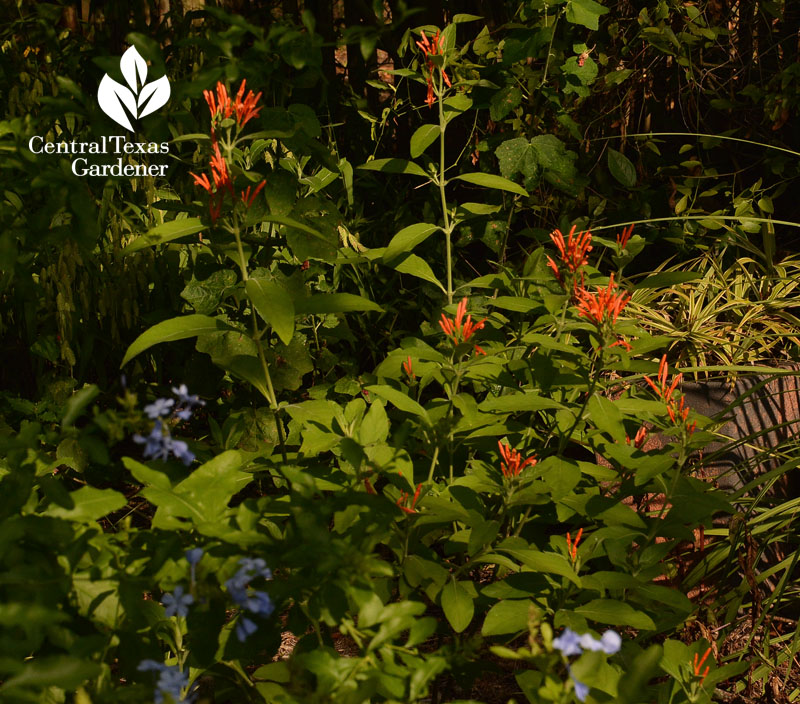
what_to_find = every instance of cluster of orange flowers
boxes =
[498,440,537,479]
[547,226,634,351]
[643,354,697,435]
[396,483,423,514]
[415,29,451,107]
[546,225,592,287]
[190,80,266,224]
[439,297,486,356]
[402,356,415,380]
[203,79,263,133]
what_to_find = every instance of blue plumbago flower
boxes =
[172,384,206,420]
[138,660,191,704]
[580,629,622,655]
[162,585,194,618]
[245,590,275,617]
[169,438,195,466]
[144,397,175,419]
[185,548,204,566]
[186,548,203,586]
[237,557,273,580]
[553,628,583,657]
[134,421,171,461]
[235,616,259,642]
[224,557,276,642]
[569,666,590,702]
[133,421,195,466]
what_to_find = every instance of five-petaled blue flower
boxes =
[162,585,194,618]
[144,398,175,419]
[580,629,621,655]
[224,557,275,642]
[138,660,191,704]
[553,627,583,657]
[172,384,206,420]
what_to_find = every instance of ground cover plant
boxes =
[1,1,800,702]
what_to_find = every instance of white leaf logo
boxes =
[98,46,170,131]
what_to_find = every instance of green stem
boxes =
[231,221,289,464]
[437,71,453,305]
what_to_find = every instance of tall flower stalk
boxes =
[191,80,287,462]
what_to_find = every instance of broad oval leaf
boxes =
[481,599,532,636]
[121,314,237,366]
[410,124,440,158]
[574,598,656,629]
[246,279,295,346]
[441,580,474,633]
[502,549,582,587]
[479,393,565,413]
[45,486,127,523]
[365,385,430,425]
[607,148,637,188]
[384,223,441,262]
[294,293,382,315]
[452,172,528,196]
[357,158,430,178]
[122,217,204,255]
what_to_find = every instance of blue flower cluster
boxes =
[133,385,205,466]
[553,628,621,702]
[224,557,275,642]
[137,660,192,704]
[161,549,204,619]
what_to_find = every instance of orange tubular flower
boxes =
[566,527,583,562]
[204,82,234,122]
[439,298,487,356]
[643,354,696,435]
[498,440,537,479]
[402,355,415,380]
[548,225,593,284]
[692,647,713,683]
[626,425,648,449]
[616,224,635,250]
[397,483,423,514]
[240,180,266,208]
[576,273,631,327]
[232,79,263,128]
[416,29,451,107]
[209,142,233,196]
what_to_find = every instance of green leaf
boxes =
[246,279,295,346]
[121,217,204,255]
[452,173,528,197]
[441,579,474,633]
[62,385,100,427]
[607,148,637,187]
[358,158,430,178]
[121,315,236,366]
[502,549,582,587]
[490,85,523,122]
[365,385,430,425]
[482,600,532,636]
[0,657,101,692]
[410,125,440,158]
[171,450,249,523]
[566,0,610,30]
[44,486,126,522]
[180,269,237,315]
[479,393,564,413]
[384,223,441,262]
[574,599,656,629]
[294,293,382,315]
[495,138,538,180]
[261,214,329,242]
[633,271,702,289]
[391,253,447,292]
